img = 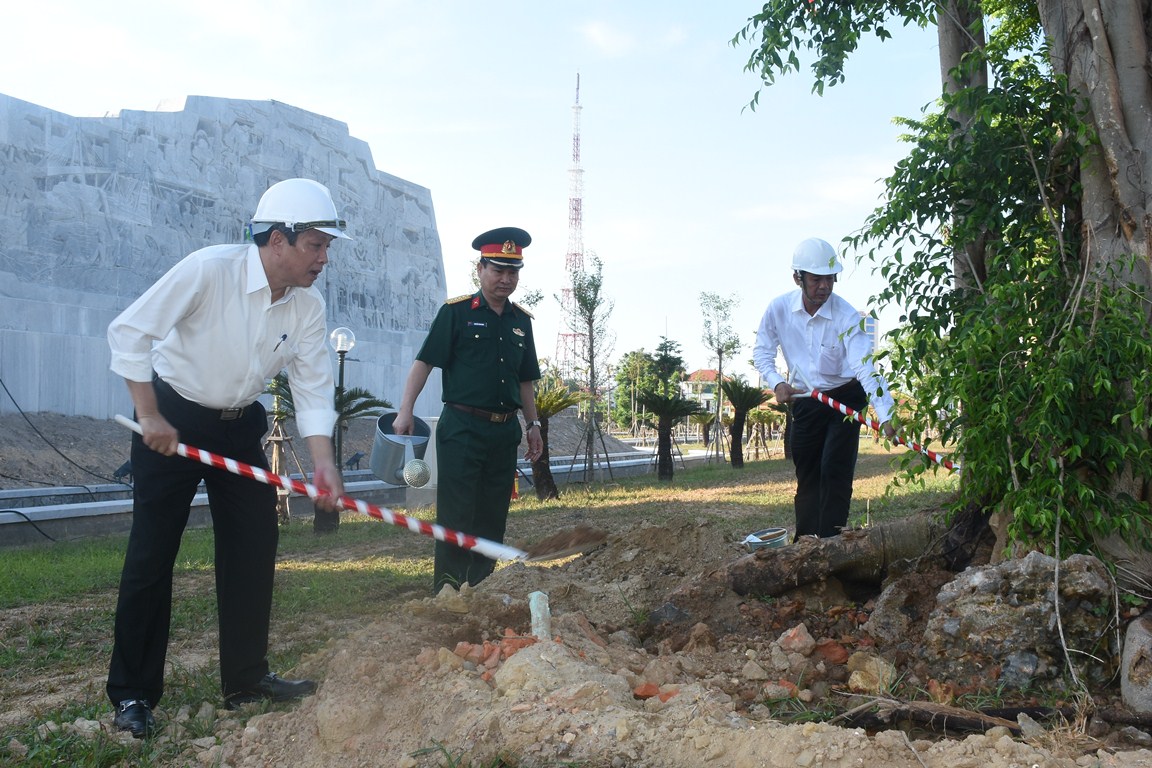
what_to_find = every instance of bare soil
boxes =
[4,412,1152,767]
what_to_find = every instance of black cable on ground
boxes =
[0,373,132,491]
[0,509,58,542]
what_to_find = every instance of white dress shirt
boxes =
[753,289,895,424]
[108,243,337,439]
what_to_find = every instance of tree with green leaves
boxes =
[638,392,703,481]
[747,406,784,461]
[564,254,616,479]
[699,292,743,462]
[721,376,771,469]
[267,372,391,438]
[612,337,687,437]
[612,349,660,434]
[267,372,391,531]
[652,336,686,396]
[531,375,585,500]
[734,2,1152,567]
[691,410,717,449]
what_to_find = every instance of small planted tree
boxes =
[699,292,743,462]
[531,376,585,500]
[268,372,392,444]
[721,376,770,469]
[639,392,703,481]
[267,372,391,532]
[612,349,659,435]
[691,411,716,448]
[561,253,616,479]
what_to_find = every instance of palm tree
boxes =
[690,411,715,449]
[268,372,392,444]
[721,377,770,469]
[267,372,391,532]
[531,376,585,500]
[639,392,702,481]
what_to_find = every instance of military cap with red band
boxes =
[472,226,532,269]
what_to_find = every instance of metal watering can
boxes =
[370,412,432,487]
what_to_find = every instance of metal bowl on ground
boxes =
[743,527,789,552]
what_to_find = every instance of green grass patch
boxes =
[0,539,128,608]
[274,555,430,619]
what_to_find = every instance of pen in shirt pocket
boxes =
[274,334,288,352]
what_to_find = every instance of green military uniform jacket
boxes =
[417,291,541,410]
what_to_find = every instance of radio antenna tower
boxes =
[555,73,586,382]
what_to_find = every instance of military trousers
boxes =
[432,406,522,592]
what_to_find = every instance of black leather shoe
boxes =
[224,673,317,709]
[113,699,156,739]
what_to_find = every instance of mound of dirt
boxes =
[214,519,1152,768]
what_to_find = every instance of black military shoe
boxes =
[224,673,317,709]
[113,699,156,739]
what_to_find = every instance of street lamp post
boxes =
[329,326,357,470]
[316,326,355,534]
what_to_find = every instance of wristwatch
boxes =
[526,420,541,430]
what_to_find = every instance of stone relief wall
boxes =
[0,94,445,421]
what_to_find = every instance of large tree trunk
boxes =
[1037,0,1151,297]
[726,514,951,597]
[1038,0,1152,515]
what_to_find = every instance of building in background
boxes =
[0,94,445,421]
[682,369,733,419]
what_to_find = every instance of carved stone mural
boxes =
[0,94,444,420]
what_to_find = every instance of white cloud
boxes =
[579,21,636,57]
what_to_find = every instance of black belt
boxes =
[153,376,250,421]
[446,403,516,423]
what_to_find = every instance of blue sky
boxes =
[5,1,943,382]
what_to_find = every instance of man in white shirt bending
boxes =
[105,178,348,736]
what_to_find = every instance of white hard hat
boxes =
[791,238,842,275]
[250,178,351,240]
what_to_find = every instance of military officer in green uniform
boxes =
[394,226,543,591]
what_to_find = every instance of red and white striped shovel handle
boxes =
[806,391,960,473]
[114,415,529,561]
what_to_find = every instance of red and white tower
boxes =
[554,74,586,381]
